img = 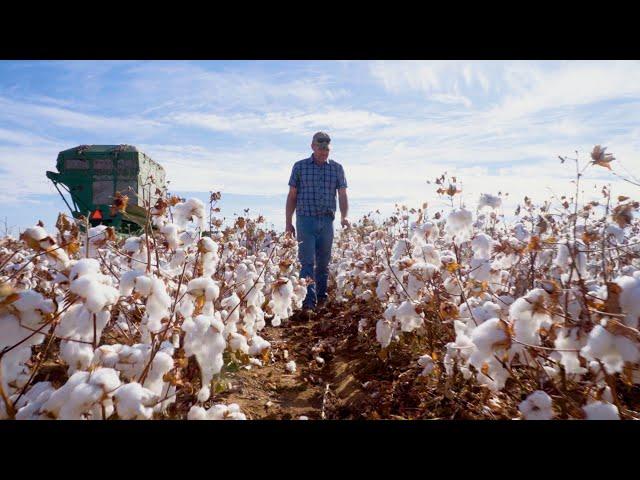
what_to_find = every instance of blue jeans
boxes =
[296,215,334,308]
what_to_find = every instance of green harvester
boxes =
[46,145,167,234]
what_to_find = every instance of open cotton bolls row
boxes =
[187,403,246,420]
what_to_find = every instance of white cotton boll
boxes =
[469,258,492,282]
[478,193,502,210]
[197,386,211,403]
[182,314,226,391]
[417,354,434,376]
[580,324,640,374]
[443,277,462,296]
[42,368,121,420]
[187,277,220,303]
[248,335,270,356]
[14,382,55,420]
[445,208,474,243]
[395,300,424,332]
[470,318,509,356]
[188,403,246,420]
[113,382,158,420]
[120,270,145,296]
[70,274,119,314]
[187,405,208,420]
[376,275,391,300]
[615,274,640,328]
[173,198,206,231]
[12,290,55,328]
[271,316,282,327]
[551,328,587,375]
[229,333,250,354]
[391,239,411,262]
[509,289,551,347]
[472,233,494,259]
[133,275,152,296]
[376,319,394,348]
[554,243,570,270]
[123,236,144,254]
[460,301,501,325]
[60,341,95,374]
[69,258,101,281]
[144,277,172,333]
[160,224,181,250]
[519,391,553,420]
[285,361,297,373]
[583,401,620,420]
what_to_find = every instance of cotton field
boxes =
[1,151,639,420]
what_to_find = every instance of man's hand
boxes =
[286,223,296,237]
[341,217,350,229]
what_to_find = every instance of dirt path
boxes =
[207,302,380,420]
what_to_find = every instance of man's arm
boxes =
[285,186,297,236]
[338,187,349,228]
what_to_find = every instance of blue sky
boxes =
[0,60,638,235]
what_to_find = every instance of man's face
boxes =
[311,142,330,162]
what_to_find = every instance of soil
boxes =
[184,298,452,420]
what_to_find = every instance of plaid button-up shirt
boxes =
[288,155,348,217]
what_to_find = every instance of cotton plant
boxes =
[56,258,119,373]
[0,290,55,401]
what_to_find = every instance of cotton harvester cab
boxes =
[46,145,167,234]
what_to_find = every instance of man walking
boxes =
[285,131,350,313]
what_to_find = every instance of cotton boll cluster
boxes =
[580,323,640,375]
[39,368,121,420]
[173,198,206,231]
[187,403,246,420]
[395,300,424,333]
[0,291,54,395]
[122,236,148,266]
[615,271,640,328]
[160,223,181,251]
[119,271,172,338]
[467,318,511,390]
[113,382,158,420]
[20,225,70,269]
[92,341,175,412]
[182,314,226,401]
[508,288,552,352]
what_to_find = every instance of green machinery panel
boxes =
[46,145,167,232]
